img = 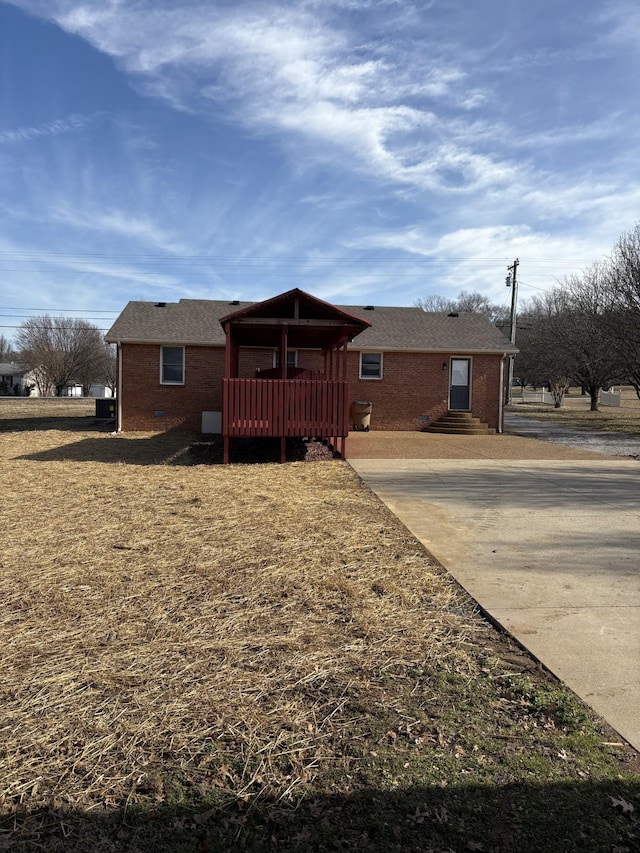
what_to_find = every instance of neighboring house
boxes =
[0,362,27,395]
[62,384,114,398]
[105,288,517,456]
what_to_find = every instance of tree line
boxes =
[1,317,115,397]
[510,224,640,409]
[416,223,640,410]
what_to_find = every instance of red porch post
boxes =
[223,322,240,464]
[224,323,231,464]
[339,337,348,459]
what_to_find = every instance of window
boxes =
[359,352,383,379]
[273,349,298,368]
[160,346,184,384]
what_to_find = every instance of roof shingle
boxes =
[105,298,517,354]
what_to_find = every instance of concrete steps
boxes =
[424,411,495,435]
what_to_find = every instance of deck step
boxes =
[427,425,496,435]
[424,412,495,435]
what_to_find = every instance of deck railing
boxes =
[223,378,349,438]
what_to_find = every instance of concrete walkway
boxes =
[349,448,640,750]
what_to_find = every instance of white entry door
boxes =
[450,358,471,410]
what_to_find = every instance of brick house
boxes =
[105,288,517,453]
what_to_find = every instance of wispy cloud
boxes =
[11,1,501,196]
[511,114,629,150]
[0,113,97,145]
[347,223,615,303]
[597,0,640,49]
[60,259,181,289]
[49,205,192,256]
[2,0,639,316]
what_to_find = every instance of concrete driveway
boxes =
[349,438,640,750]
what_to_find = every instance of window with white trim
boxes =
[160,346,185,384]
[273,349,298,368]
[359,352,383,379]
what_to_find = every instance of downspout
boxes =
[498,354,506,434]
[116,342,123,433]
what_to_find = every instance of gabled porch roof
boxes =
[219,287,371,350]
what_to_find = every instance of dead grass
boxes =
[1,399,638,852]
[509,386,640,434]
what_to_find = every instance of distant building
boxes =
[0,362,28,395]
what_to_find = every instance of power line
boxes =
[516,278,559,294]
[0,325,112,332]
[0,272,570,326]
[0,306,118,312]
[0,251,597,266]
[0,250,592,259]
[0,314,118,322]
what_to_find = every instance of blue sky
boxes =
[1,0,639,339]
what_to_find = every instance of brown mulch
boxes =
[188,435,336,464]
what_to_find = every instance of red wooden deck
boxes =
[219,289,371,462]
[222,378,349,438]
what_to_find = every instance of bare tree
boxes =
[514,223,640,405]
[415,290,509,324]
[74,327,111,396]
[0,334,16,361]
[523,266,621,411]
[16,316,106,396]
[455,290,510,323]
[609,223,640,397]
[414,294,456,312]
[610,223,640,320]
[515,297,572,406]
[96,343,117,394]
[563,265,622,410]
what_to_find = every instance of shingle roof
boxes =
[0,361,27,376]
[105,298,517,354]
[342,306,516,353]
[105,300,248,347]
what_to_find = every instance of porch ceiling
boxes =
[227,318,365,350]
[220,287,371,351]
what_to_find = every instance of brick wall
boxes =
[346,351,448,430]
[120,344,226,432]
[466,354,503,432]
[118,344,504,432]
[238,348,274,378]
[346,352,503,431]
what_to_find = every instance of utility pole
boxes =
[505,258,519,406]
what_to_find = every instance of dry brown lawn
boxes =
[1,399,638,852]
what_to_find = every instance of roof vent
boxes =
[364,305,375,311]
[230,300,240,305]
[155,302,166,308]
[448,311,459,317]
